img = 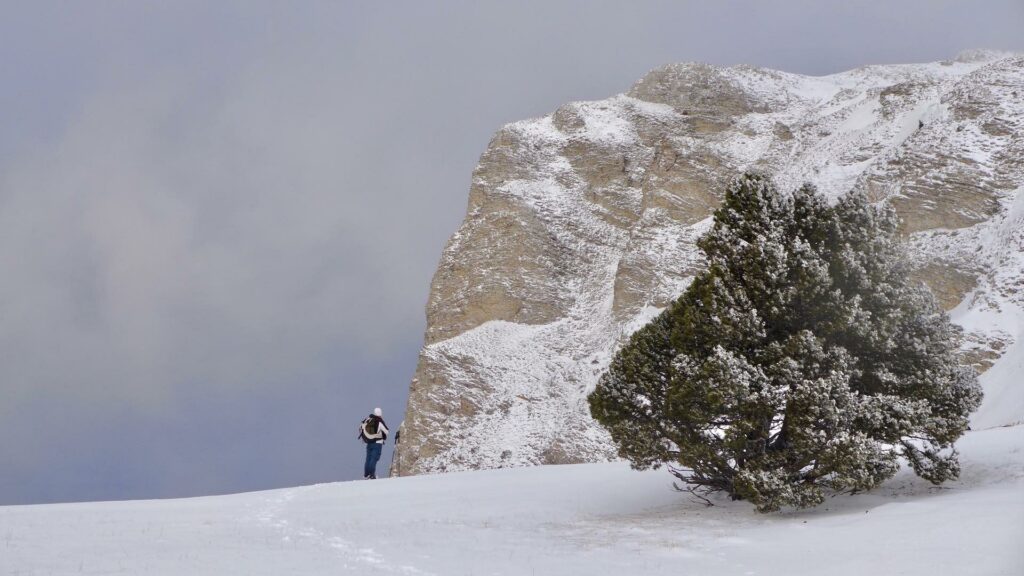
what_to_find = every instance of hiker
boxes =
[358,407,389,479]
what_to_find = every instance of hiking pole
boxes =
[388,421,404,477]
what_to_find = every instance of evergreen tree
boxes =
[589,173,982,512]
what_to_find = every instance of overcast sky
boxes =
[2,1,1021,505]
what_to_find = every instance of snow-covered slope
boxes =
[952,184,1024,430]
[397,51,1024,475]
[3,424,1022,575]
[6,331,1024,573]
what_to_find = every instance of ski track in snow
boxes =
[252,486,433,575]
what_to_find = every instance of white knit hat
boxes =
[373,407,382,417]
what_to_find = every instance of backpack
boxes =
[359,416,382,443]
[364,416,379,436]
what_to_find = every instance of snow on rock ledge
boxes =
[395,52,1024,477]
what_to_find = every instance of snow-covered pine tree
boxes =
[588,173,983,512]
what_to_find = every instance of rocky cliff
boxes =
[393,51,1024,476]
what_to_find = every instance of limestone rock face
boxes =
[393,52,1024,477]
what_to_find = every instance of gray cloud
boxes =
[2,0,1021,504]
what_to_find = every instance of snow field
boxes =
[2,424,1022,575]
